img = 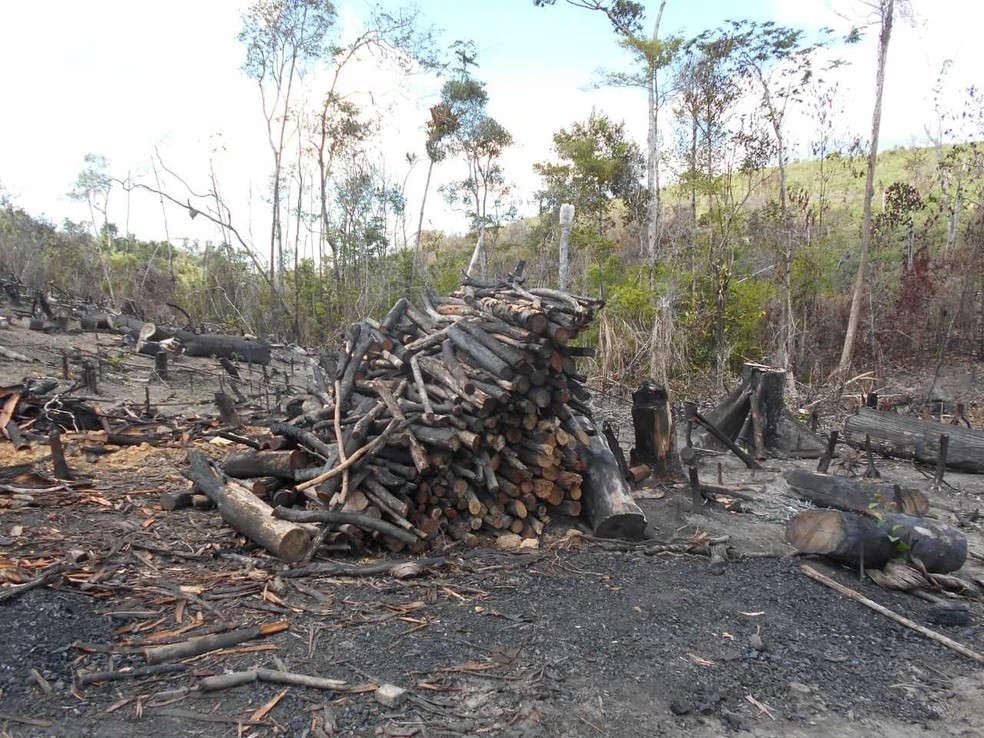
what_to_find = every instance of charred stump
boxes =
[695,363,824,460]
[629,381,680,477]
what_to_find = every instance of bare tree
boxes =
[838,0,904,374]
[240,0,335,322]
[534,0,680,267]
[68,153,117,307]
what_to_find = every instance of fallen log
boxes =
[184,451,310,562]
[578,423,648,539]
[143,621,288,665]
[176,332,271,365]
[0,345,30,362]
[198,667,346,693]
[786,509,967,573]
[843,408,984,473]
[784,469,930,516]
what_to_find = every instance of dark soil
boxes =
[1,545,983,737]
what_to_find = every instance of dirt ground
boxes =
[2,319,984,737]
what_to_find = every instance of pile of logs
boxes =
[200,268,647,557]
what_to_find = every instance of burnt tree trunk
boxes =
[784,469,929,516]
[843,407,984,473]
[579,422,648,539]
[786,509,967,573]
[80,313,114,331]
[176,331,271,365]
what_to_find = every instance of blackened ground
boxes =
[1,542,983,737]
[0,589,113,700]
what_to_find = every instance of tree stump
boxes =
[629,380,680,477]
[696,363,824,459]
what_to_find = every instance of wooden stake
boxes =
[154,350,169,381]
[688,466,703,514]
[49,430,72,480]
[933,434,949,490]
[817,430,838,473]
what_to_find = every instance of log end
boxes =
[278,529,313,563]
[784,509,844,555]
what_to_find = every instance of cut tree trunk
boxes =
[697,363,824,459]
[184,450,310,562]
[843,407,984,473]
[784,469,929,516]
[786,509,967,573]
[629,380,679,476]
[579,422,648,539]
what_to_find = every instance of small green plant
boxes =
[870,507,913,559]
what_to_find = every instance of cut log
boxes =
[843,408,984,473]
[176,331,271,365]
[223,450,303,480]
[80,312,114,331]
[184,451,310,562]
[578,424,647,539]
[785,509,967,573]
[785,509,898,569]
[447,324,514,381]
[784,469,929,517]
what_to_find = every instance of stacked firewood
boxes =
[221,270,612,551]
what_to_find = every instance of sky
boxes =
[1,0,981,254]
